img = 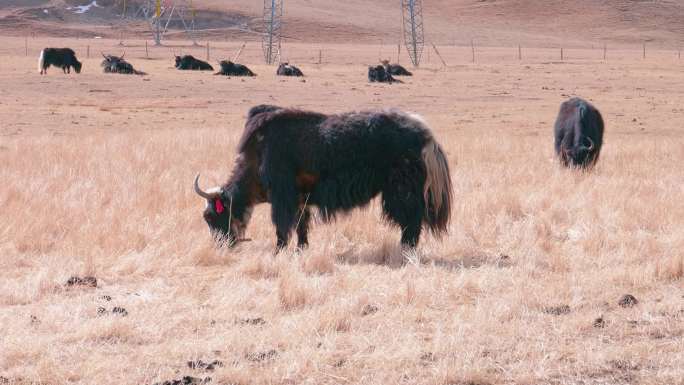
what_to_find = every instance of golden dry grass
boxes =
[1,38,683,385]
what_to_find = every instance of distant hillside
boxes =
[2,0,684,47]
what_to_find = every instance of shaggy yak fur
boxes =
[174,55,214,71]
[381,60,413,76]
[276,62,304,77]
[194,105,453,252]
[38,48,82,75]
[101,53,146,75]
[215,60,256,76]
[554,97,604,169]
[368,65,401,83]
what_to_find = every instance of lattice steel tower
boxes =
[401,0,425,67]
[134,0,198,45]
[262,0,284,64]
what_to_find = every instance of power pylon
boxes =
[262,0,284,64]
[134,0,198,45]
[401,0,425,67]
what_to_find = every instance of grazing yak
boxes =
[368,65,401,83]
[38,48,82,75]
[554,97,604,169]
[174,55,213,71]
[215,60,256,76]
[194,105,453,252]
[101,53,146,75]
[381,60,413,76]
[276,62,304,77]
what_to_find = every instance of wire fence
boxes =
[3,35,684,68]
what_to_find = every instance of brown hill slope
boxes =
[2,0,684,47]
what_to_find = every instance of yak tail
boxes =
[421,137,452,236]
[38,49,45,74]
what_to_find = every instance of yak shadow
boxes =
[335,245,513,270]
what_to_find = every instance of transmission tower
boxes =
[262,0,284,64]
[134,0,198,45]
[401,0,425,67]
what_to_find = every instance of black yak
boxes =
[381,60,412,76]
[194,105,452,252]
[368,65,401,83]
[101,53,146,75]
[175,55,213,71]
[215,60,256,76]
[554,97,604,169]
[38,48,82,75]
[276,62,304,77]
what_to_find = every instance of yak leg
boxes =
[382,162,426,248]
[270,176,299,253]
[295,206,311,249]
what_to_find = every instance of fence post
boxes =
[87,45,90,58]
[318,49,322,64]
[518,44,521,60]
[145,41,149,58]
[397,43,401,63]
[603,43,606,60]
[206,42,210,61]
[643,43,646,59]
[560,47,563,61]
[471,39,475,63]
[25,36,28,57]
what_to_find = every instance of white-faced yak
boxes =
[38,48,82,75]
[276,62,304,77]
[215,60,256,76]
[194,105,453,252]
[554,97,604,169]
[174,55,214,71]
[101,53,146,75]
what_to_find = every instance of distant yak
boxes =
[38,48,82,75]
[215,60,256,76]
[194,105,452,252]
[101,52,146,75]
[276,62,304,77]
[554,97,604,169]
[381,60,412,76]
[175,55,213,71]
[368,65,401,83]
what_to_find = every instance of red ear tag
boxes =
[214,198,225,214]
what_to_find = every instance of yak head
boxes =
[73,59,83,74]
[193,174,253,247]
[562,136,596,167]
[174,56,183,68]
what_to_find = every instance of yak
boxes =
[215,60,256,76]
[381,60,413,76]
[276,62,304,77]
[101,53,146,75]
[175,55,213,71]
[368,65,401,83]
[554,97,604,169]
[194,105,453,252]
[38,48,82,75]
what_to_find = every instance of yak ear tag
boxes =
[214,198,225,214]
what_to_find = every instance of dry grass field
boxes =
[1,37,683,385]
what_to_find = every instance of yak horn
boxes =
[194,174,218,199]
[101,52,107,59]
[120,51,125,60]
[584,137,595,151]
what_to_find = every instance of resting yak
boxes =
[215,60,256,76]
[38,48,82,75]
[194,105,453,252]
[381,60,413,76]
[368,65,401,83]
[175,55,213,71]
[276,62,304,77]
[554,97,604,169]
[101,53,146,75]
